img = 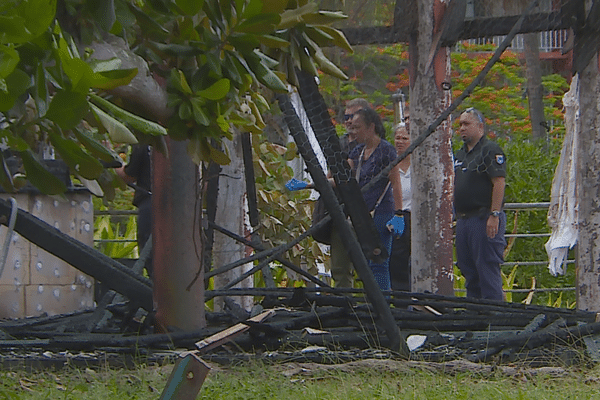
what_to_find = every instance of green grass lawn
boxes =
[2,358,600,399]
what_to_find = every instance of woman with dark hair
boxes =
[347,108,403,290]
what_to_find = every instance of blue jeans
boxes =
[371,210,394,291]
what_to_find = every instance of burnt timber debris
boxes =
[3,0,600,372]
[2,283,600,369]
[0,192,599,369]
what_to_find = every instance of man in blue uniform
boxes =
[454,108,506,301]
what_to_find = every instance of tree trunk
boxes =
[524,33,546,140]
[152,138,205,331]
[576,54,600,312]
[409,0,454,295]
[89,37,207,329]
[213,136,253,312]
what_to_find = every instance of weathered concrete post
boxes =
[213,135,253,312]
[409,0,455,295]
[576,53,600,312]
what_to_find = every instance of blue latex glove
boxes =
[386,215,405,237]
[285,178,311,191]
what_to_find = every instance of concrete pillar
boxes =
[0,192,94,318]
[409,0,455,295]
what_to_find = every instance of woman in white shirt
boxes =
[390,123,412,291]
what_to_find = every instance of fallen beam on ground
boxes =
[0,198,153,311]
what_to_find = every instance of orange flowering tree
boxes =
[451,43,568,141]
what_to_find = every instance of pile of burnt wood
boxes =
[2,287,600,369]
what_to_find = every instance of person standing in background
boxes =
[116,144,153,277]
[389,122,412,291]
[338,98,371,158]
[454,108,507,301]
[330,98,373,288]
[347,107,403,290]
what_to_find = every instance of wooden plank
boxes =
[195,309,276,353]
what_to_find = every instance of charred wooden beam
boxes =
[85,236,154,332]
[470,314,549,362]
[572,0,600,74]
[341,11,568,46]
[205,246,282,279]
[206,221,331,288]
[295,70,387,264]
[0,309,92,331]
[452,11,567,45]
[0,198,153,311]
[202,161,221,279]
[0,329,219,351]
[241,132,259,228]
[277,93,405,354]
[205,287,596,322]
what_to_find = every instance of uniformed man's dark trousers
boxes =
[455,212,506,301]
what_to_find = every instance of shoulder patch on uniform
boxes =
[495,154,505,165]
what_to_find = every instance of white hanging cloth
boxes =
[545,74,579,276]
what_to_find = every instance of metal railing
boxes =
[93,202,574,293]
[459,30,569,53]
[493,202,575,294]
[93,203,561,248]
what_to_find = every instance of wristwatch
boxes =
[490,210,501,217]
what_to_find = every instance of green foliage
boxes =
[138,0,351,165]
[93,188,139,259]
[94,213,138,259]
[500,133,575,305]
[2,0,351,197]
[319,43,409,139]
[252,138,327,287]
[501,264,518,303]
[450,45,569,141]
[0,2,140,197]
